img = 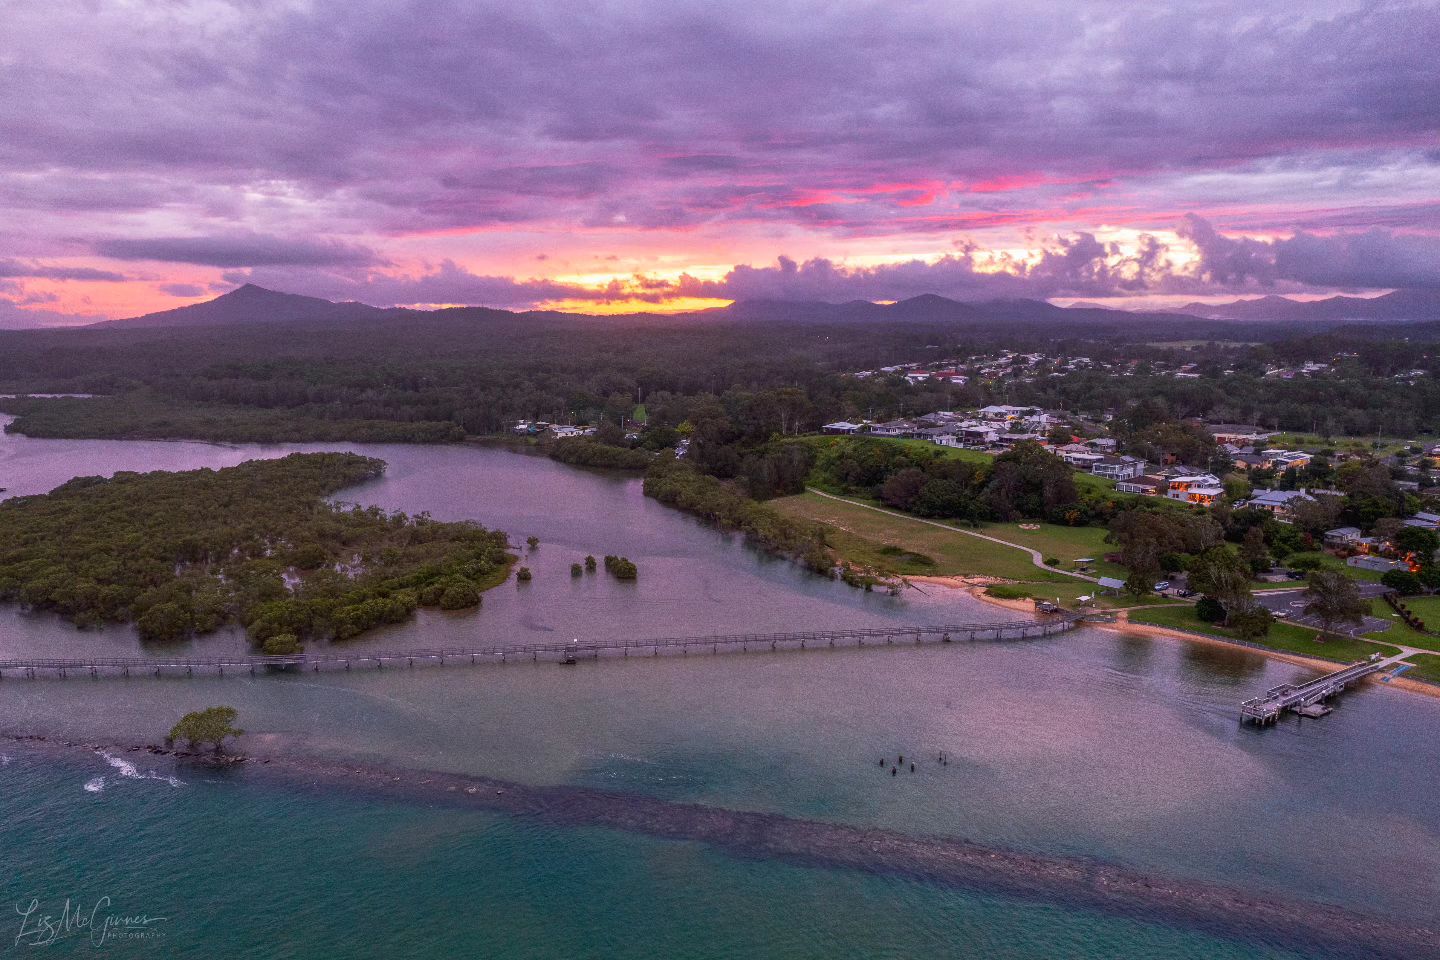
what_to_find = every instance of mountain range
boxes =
[99,283,1440,331]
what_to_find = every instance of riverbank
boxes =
[6,731,1436,960]
[936,578,1440,701]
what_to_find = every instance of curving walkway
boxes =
[805,489,1098,583]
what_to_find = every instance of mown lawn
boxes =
[1284,551,1384,583]
[976,522,1127,578]
[1129,604,1402,663]
[992,580,1180,611]
[1365,596,1440,653]
[771,491,1075,582]
[1269,432,1423,457]
[1403,654,1440,685]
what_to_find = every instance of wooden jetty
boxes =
[1240,653,1388,725]
[0,615,1081,681]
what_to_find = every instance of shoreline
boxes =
[6,731,1437,960]
[922,575,1440,701]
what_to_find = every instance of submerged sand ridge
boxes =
[7,732,1435,960]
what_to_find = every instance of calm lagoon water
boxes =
[1,421,1438,958]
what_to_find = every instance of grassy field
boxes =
[990,580,1179,611]
[976,521,1126,578]
[1404,654,1440,685]
[1268,432,1427,457]
[1129,604,1402,663]
[1283,551,1384,583]
[1364,596,1440,653]
[771,491,1076,582]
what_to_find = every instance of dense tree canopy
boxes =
[0,453,513,645]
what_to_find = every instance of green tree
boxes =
[137,601,194,644]
[262,633,302,655]
[1188,546,1259,626]
[168,706,243,752]
[1302,571,1368,641]
[1381,569,1423,596]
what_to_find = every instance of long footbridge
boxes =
[0,615,1082,681]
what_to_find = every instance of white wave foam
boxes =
[97,750,184,788]
[84,777,106,793]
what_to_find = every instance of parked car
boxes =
[1153,581,1171,592]
[1174,588,1194,598]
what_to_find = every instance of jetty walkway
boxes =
[1240,651,1412,724]
[0,615,1082,681]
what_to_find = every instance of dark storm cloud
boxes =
[3,0,1437,236]
[0,260,127,282]
[93,234,382,268]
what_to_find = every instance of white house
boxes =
[1241,488,1316,521]
[1166,474,1224,506]
[1206,423,1278,446]
[1091,455,1147,481]
[822,421,865,434]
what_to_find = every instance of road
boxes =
[804,489,1097,583]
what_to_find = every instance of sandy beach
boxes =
[915,574,1440,701]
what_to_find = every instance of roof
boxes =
[1097,577,1127,590]
[1206,423,1275,435]
[1247,489,1315,506]
[1326,526,1363,538]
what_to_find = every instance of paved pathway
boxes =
[804,489,1097,583]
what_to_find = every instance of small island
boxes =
[0,453,514,646]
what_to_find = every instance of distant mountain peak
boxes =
[102,283,386,329]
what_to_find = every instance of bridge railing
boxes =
[0,615,1082,678]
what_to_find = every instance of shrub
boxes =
[516,567,532,582]
[603,555,638,580]
[571,562,583,577]
[1195,596,1226,623]
[262,633,302,656]
[985,585,1028,600]
[1381,569,1423,596]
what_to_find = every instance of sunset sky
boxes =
[2,0,1438,326]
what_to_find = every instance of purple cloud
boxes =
[0,259,126,282]
[94,233,382,269]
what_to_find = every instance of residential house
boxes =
[1205,424,1278,446]
[1091,455,1147,481]
[822,421,865,435]
[1117,474,1167,496]
[1259,449,1312,472]
[1240,488,1316,521]
[957,424,1000,449]
[1404,512,1440,531]
[977,404,1038,421]
[869,419,917,438]
[1347,555,1408,573]
[1324,527,1365,549]
[1054,443,1102,467]
[1166,473,1224,506]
